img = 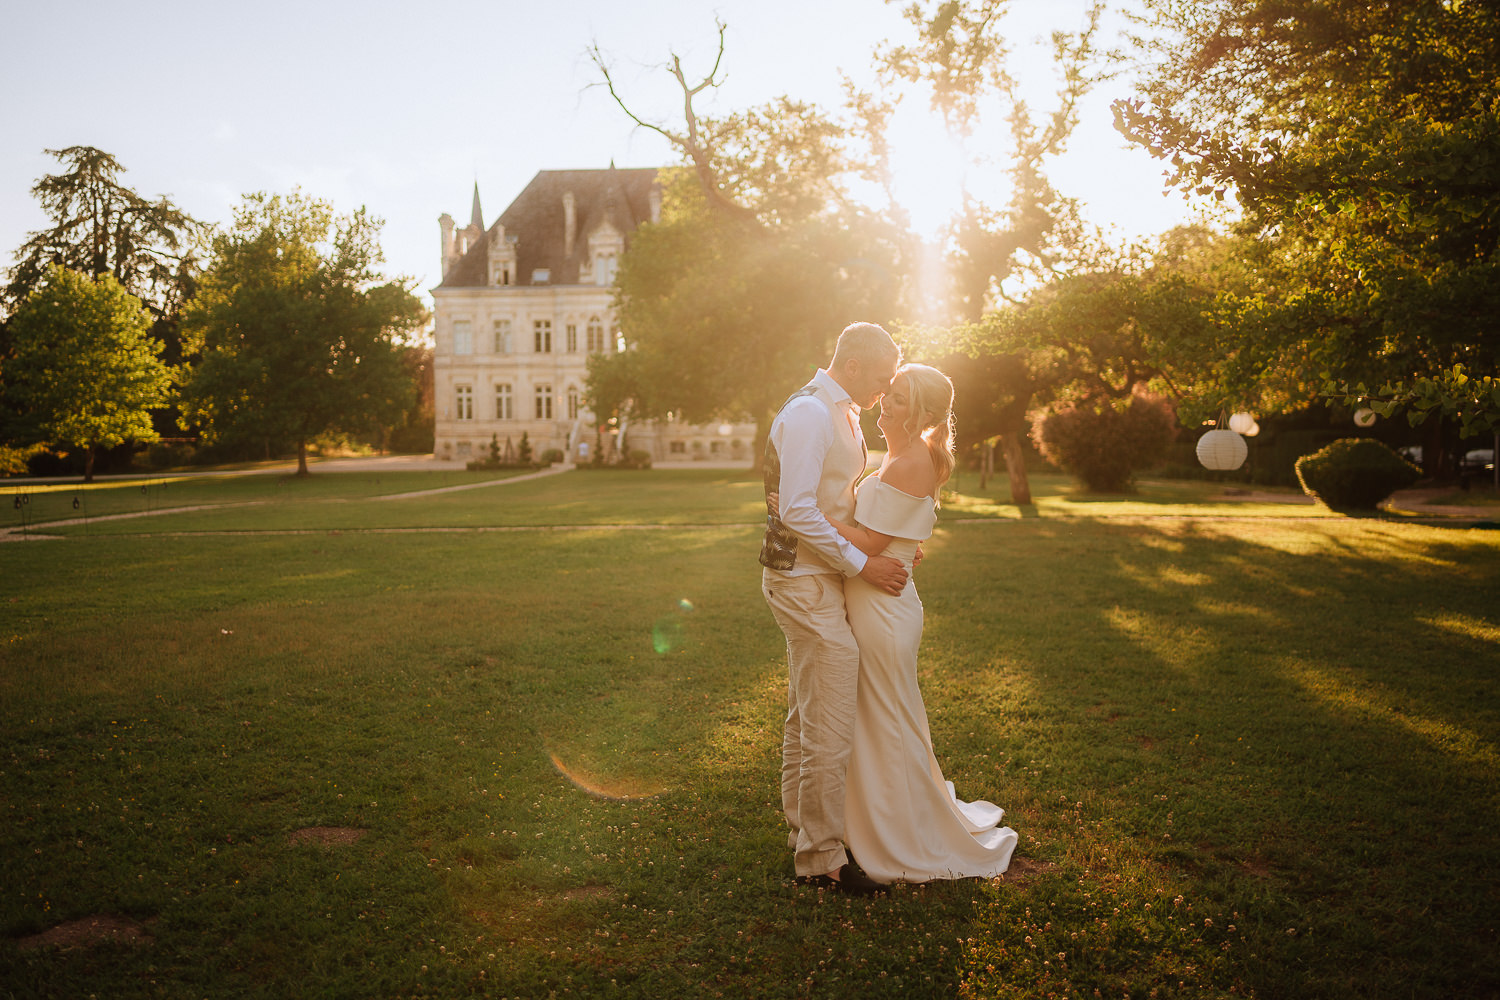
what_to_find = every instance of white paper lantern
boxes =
[1196,429,1248,470]
[1353,408,1377,427]
[1228,411,1257,434]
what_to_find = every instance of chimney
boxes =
[563,191,577,258]
[438,213,455,278]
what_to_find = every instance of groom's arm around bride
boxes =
[760,322,904,895]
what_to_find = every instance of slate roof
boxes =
[439,167,659,289]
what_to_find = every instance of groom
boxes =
[760,321,907,896]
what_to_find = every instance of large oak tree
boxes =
[179,192,426,475]
[875,0,1107,502]
[589,6,1105,489]
[587,31,905,454]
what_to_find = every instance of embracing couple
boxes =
[761,321,1018,895]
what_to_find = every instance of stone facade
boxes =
[431,168,755,465]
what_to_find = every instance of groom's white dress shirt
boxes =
[766,368,869,579]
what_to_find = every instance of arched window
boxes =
[586,316,606,353]
[567,386,580,420]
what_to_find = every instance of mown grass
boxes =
[5,468,1337,539]
[1,470,1497,998]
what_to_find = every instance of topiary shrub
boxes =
[1295,437,1420,511]
[1033,393,1176,493]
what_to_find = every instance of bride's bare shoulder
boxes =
[879,448,938,498]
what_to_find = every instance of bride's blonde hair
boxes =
[898,363,956,489]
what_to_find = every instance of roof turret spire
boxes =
[470,182,484,231]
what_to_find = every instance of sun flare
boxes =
[885,101,971,237]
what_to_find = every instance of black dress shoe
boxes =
[796,864,887,896]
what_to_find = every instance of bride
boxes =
[829,363,1018,883]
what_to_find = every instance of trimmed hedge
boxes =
[1295,437,1421,511]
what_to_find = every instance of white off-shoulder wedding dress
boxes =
[842,475,1018,883]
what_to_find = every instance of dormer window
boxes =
[489,229,515,286]
[595,252,617,286]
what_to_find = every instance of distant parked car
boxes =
[1462,448,1495,473]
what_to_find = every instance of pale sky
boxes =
[1,0,1208,312]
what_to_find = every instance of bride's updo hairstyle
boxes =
[899,363,956,489]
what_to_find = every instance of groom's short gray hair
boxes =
[831,322,901,368]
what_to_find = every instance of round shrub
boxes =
[144,439,198,470]
[1033,393,1176,493]
[1295,437,1420,511]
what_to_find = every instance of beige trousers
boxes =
[763,568,860,877]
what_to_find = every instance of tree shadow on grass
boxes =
[6,518,1497,998]
[919,516,1500,998]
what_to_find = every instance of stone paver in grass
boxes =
[16,914,155,951]
[992,857,1058,883]
[287,826,367,846]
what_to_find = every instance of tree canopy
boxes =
[1117,0,1500,449]
[590,4,1106,484]
[179,191,426,475]
[2,265,172,480]
[587,30,906,446]
[3,146,202,321]
[590,169,901,444]
[878,0,1106,322]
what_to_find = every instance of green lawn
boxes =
[4,467,1338,538]
[2,470,1497,997]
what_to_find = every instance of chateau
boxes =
[431,167,754,465]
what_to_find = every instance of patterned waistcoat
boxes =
[758,387,817,570]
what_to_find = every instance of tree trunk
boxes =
[1000,432,1032,506]
[296,439,309,476]
[1421,414,1448,480]
[83,444,96,483]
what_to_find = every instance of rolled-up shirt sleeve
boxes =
[770,397,868,577]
